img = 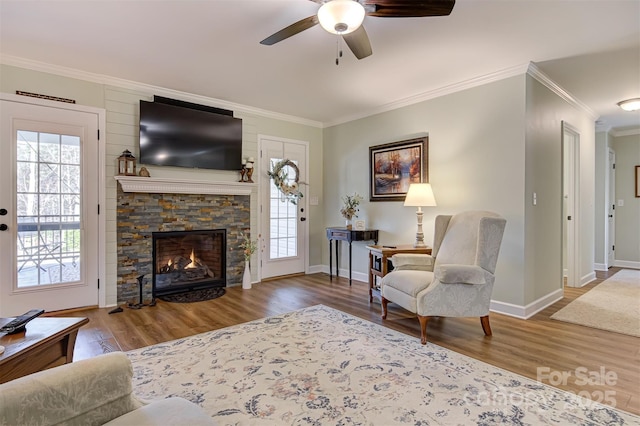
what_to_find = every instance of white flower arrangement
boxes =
[340,192,363,220]
[268,159,304,205]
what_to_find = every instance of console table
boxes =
[0,316,88,384]
[367,244,432,302]
[326,227,378,286]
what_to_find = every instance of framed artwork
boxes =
[636,165,640,198]
[354,219,366,231]
[369,136,428,201]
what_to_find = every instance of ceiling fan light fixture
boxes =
[318,0,365,35]
[617,98,640,112]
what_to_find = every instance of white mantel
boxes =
[114,176,254,195]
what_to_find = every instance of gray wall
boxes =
[525,75,596,301]
[324,75,528,307]
[611,134,640,266]
[323,72,596,312]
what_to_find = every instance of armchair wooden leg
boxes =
[480,315,492,336]
[417,315,430,345]
[381,297,388,319]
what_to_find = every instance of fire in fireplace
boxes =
[152,229,226,297]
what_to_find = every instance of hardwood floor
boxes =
[55,268,639,415]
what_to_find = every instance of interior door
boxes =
[0,99,99,316]
[562,122,580,288]
[607,148,616,268]
[259,136,308,279]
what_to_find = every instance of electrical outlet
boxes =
[310,196,319,206]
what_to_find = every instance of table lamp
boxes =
[404,183,437,247]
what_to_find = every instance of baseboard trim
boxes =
[593,263,608,271]
[614,260,640,269]
[580,271,597,287]
[311,265,368,283]
[490,288,564,319]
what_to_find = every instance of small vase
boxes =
[242,260,251,289]
[345,219,352,229]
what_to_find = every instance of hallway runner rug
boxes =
[551,269,640,337]
[127,305,638,425]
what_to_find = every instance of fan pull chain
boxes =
[335,36,343,66]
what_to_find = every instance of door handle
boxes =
[609,215,613,218]
[0,224,7,231]
[0,208,7,216]
[300,217,306,222]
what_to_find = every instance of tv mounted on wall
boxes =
[139,96,243,171]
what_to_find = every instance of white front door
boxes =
[0,98,100,316]
[259,136,308,279]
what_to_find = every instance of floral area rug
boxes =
[551,269,640,337]
[127,305,639,425]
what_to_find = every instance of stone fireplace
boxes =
[116,176,251,304]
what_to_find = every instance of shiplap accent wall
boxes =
[103,85,259,305]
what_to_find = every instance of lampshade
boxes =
[617,98,640,112]
[404,183,437,207]
[317,0,365,35]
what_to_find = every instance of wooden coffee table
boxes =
[0,316,88,384]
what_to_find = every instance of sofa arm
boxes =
[435,264,490,285]
[391,254,434,271]
[0,352,144,426]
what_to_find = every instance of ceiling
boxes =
[1,0,639,130]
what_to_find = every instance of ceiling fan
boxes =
[260,0,456,61]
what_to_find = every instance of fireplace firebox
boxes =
[152,229,226,298]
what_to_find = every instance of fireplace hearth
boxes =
[152,229,226,298]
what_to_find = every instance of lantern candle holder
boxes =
[117,150,137,176]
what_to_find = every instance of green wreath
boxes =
[267,159,304,205]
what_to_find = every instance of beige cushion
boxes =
[104,397,216,426]
[391,254,434,271]
[382,270,434,297]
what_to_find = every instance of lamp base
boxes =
[414,208,426,248]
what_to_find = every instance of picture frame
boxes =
[635,165,640,198]
[369,136,428,201]
[354,219,366,231]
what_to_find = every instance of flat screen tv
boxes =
[139,98,242,171]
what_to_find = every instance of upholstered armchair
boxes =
[381,211,506,344]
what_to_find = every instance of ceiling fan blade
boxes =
[343,25,373,60]
[260,15,319,45]
[364,0,455,17]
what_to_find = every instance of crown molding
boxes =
[526,63,598,120]
[324,63,532,127]
[3,55,601,129]
[611,127,640,137]
[1,55,323,128]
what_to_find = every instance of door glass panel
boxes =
[16,129,81,287]
[269,157,298,259]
